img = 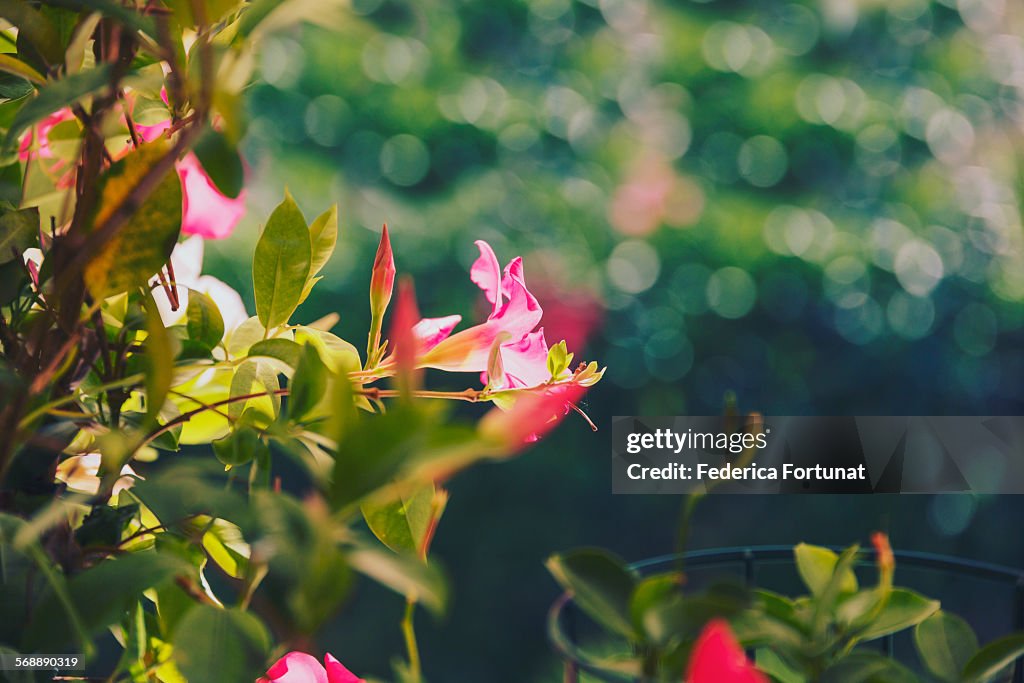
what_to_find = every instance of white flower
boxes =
[155,236,248,335]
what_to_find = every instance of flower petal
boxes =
[491,270,542,339]
[324,654,365,683]
[178,153,247,239]
[262,652,328,683]
[687,619,767,683]
[412,315,462,352]
[498,328,549,389]
[479,383,586,452]
[470,240,502,313]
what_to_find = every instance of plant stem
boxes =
[365,315,383,370]
[401,598,421,680]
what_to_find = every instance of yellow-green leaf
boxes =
[84,142,182,299]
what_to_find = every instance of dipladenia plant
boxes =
[548,533,1024,682]
[0,3,602,682]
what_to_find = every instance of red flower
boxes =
[686,620,766,683]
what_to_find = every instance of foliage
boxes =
[0,2,602,681]
[548,533,1024,682]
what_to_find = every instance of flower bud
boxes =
[369,224,396,318]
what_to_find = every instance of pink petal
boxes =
[498,328,550,389]
[412,315,462,352]
[479,383,586,452]
[324,654,365,683]
[389,279,421,379]
[19,108,75,161]
[490,272,542,340]
[687,620,767,683]
[136,119,171,144]
[499,256,525,301]
[262,652,328,683]
[418,318,503,373]
[177,153,247,239]
[470,240,502,313]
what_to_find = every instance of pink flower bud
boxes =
[369,224,396,318]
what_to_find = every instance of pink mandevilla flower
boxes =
[686,620,767,683]
[258,652,363,683]
[415,240,550,389]
[137,115,247,240]
[19,108,77,188]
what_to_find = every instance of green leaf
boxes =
[143,293,174,424]
[193,127,244,199]
[914,611,979,683]
[348,544,447,615]
[228,358,280,421]
[43,0,157,39]
[962,634,1024,683]
[212,425,268,467]
[794,543,857,597]
[4,65,112,153]
[186,290,225,349]
[0,53,43,84]
[84,141,182,298]
[201,519,250,581]
[330,404,427,508]
[546,548,637,639]
[0,207,37,264]
[172,606,269,683]
[629,572,683,643]
[253,192,311,329]
[288,342,328,421]
[294,326,360,373]
[855,589,939,642]
[308,204,338,278]
[25,551,190,650]
[0,0,63,65]
[361,483,435,557]
[130,462,253,532]
[820,651,920,683]
[247,337,302,369]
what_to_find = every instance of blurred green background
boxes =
[201,0,1023,679]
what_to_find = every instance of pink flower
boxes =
[19,108,75,161]
[176,152,247,239]
[137,114,247,240]
[418,241,549,389]
[258,652,363,683]
[686,620,766,683]
[479,383,586,451]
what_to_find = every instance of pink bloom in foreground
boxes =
[686,620,766,683]
[19,108,75,161]
[479,383,586,451]
[137,115,247,239]
[418,240,548,389]
[258,652,363,683]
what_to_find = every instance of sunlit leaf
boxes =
[186,290,225,350]
[253,191,311,329]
